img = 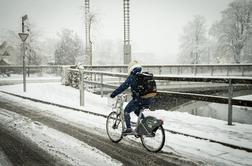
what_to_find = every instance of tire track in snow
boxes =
[0,95,200,166]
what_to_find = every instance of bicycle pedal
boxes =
[134,135,140,138]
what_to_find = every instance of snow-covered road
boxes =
[0,95,194,166]
[0,146,13,166]
[0,107,122,166]
[0,82,252,165]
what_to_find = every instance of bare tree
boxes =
[178,15,208,64]
[25,23,44,66]
[210,0,252,63]
[55,29,82,65]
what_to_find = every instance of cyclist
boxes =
[110,60,154,134]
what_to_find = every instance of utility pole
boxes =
[123,0,131,64]
[84,0,92,66]
[19,15,29,92]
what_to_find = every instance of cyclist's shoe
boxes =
[134,134,141,138]
[122,128,133,135]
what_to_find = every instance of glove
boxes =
[110,93,115,98]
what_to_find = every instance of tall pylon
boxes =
[84,0,92,65]
[123,0,131,64]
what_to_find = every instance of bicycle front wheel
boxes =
[140,125,165,152]
[106,111,123,143]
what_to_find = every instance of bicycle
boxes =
[106,94,165,152]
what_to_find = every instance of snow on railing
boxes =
[1,63,252,77]
[77,63,252,76]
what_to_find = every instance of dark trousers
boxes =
[124,97,154,128]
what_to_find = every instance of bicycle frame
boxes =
[113,94,156,137]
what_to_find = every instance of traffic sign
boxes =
[18,33,29,42]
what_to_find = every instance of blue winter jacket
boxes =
[111,67,142,99]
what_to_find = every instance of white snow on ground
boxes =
[0,108,121,166]
[0,74,60,80]
[235,94,252,101]
[0,82,252,165]
[0,147,12,166]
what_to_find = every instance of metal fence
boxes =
[0,65,63,77]
[80,64,252,76]
[65,68,252,126]
[1,64,251,125]
[1,63,252,76]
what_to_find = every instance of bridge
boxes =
[59,64,252,126]
[1,63,252,126]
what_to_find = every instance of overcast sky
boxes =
[0,0,233,63]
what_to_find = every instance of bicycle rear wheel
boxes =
[106,111,123,143]
[140,125,165,152]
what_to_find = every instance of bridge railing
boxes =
[1,63,252,77]
[80,64,252,76]
[65,68,252,125]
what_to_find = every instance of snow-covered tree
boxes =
[54,29,82,65]
[23,24,44,66]
[210,0,252,63]
[178,15,208,64]
[0,29,21,64]
[38,38,57,64]
[242,36,252,62]
[0,25,46,65]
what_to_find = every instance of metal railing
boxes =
[0,65,62,70]
[66,68,252,126]
[0,65,63,76]
[79,63,252,76]
[1,63,252,76]
[1,64,252,125]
